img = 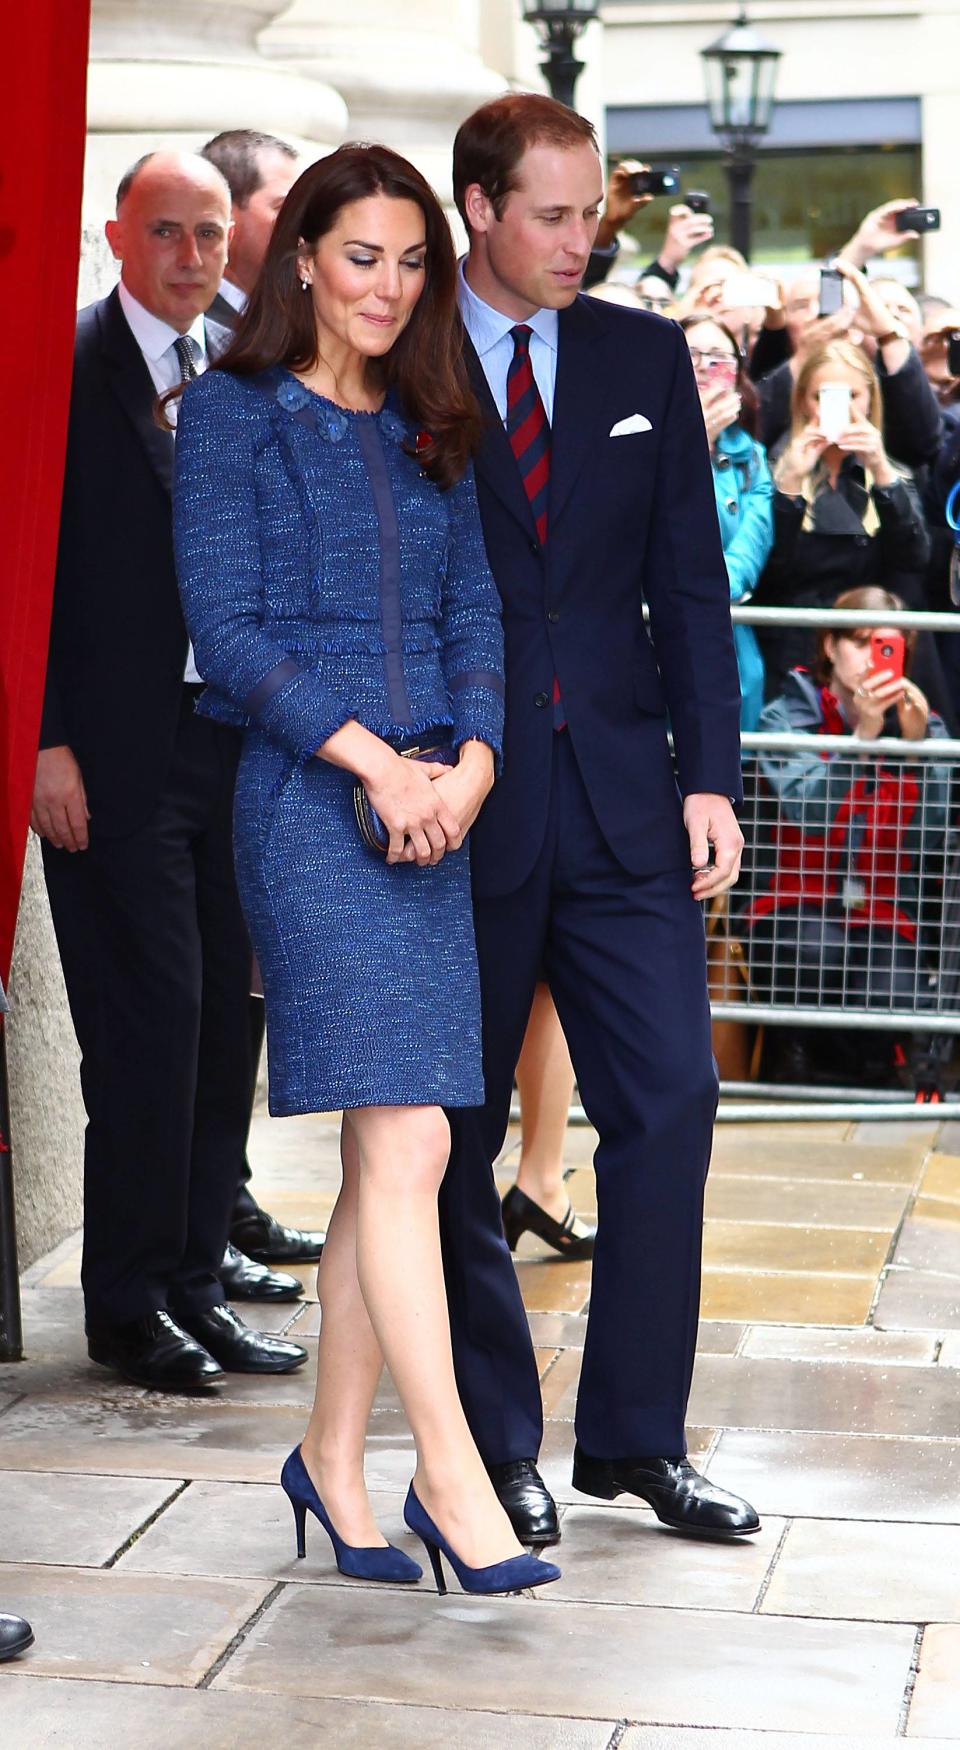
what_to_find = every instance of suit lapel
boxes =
[98,287,174,497]
[463,331,537,541]
[549,295,606,532]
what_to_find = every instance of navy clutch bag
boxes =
[354,744,457,855]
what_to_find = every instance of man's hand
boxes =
[31,745,91,852]
[684,793,743,900]
[657,203,714,274]
[842,199,920,269]
[594,160,652,252]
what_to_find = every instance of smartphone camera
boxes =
[948,331,960,377]
[629,166,681,199]
[685,191,711,215]
[819,267,844,319]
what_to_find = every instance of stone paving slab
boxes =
[689,1354,960,1439]
[908,1624,960,1737]
[739,1325,938,1365]
[761,1517,960,1622]
[706,1430,960,1522]
[892,1214,960,1275]
[214,1586,916,1736]
[702,1221,891,1273]
[708,1138,925,1184]
[540,1504,785,1611]
[0,1564,271,1685]
[118,1479,418,1586]
[873,1268,960,1331]
[622,1734,958,1750]
[0,1470,182,1567]
[703,1175,911,1229]
[699,1270,878,1326]
[0,1676,616,1748]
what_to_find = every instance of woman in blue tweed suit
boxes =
[173,145,558,1595]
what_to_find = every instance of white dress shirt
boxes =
[216,275,247,316]
[117,281,208,682]
[456,259,558,425]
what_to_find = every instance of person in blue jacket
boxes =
[173,143,558,1597]
[682,315,774,730]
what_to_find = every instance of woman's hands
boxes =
[363,751,463,866]
[852,672,930,742]
[777,422,830,495]
[701,381,742,447]
[831,411,896,485]
[399,740,495,863]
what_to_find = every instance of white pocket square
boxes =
[610,413,653,437]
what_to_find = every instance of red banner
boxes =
[0,4,90,984]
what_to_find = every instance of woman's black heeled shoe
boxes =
[501,1185,596,1260]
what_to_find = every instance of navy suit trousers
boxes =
[441,731,718,1462]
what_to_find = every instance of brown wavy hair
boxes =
[215,142,480,489]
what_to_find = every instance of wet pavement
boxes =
[2,1110,960,1744]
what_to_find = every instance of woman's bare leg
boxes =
[350,1104,523,1568]
[298,1116,388,1546]
[514,983,581,1224]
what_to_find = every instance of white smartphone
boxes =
[719,272,779,309]
[818,383,851,443]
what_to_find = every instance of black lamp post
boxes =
[520,0,600,110]
[701,7,781,261]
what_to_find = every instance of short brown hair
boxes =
[815,586,914,683]
[201,130,297,208]
[453,93,598,232]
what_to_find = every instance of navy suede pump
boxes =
[403,1484,562,1596]
[281,1447,422,1583]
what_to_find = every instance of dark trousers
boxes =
[42,695,256,1327]
[232,997,266,1228]
[441,731,718,1463]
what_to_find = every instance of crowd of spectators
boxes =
[588,177,960,1091]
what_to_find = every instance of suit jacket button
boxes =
[534,691,549,708]
[529,538,540,556]
[547,610,560,623]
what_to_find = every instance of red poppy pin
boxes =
[414,430,433,453]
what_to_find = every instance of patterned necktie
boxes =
[173,334,199,384]
[506,324,565,729]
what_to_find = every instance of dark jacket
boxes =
[758,347,943,471]
[753,460,931,695]
[464,294,743,899]
[39,288,232,837]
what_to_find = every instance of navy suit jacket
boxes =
[40,287,232,838]
[464,293,742,899]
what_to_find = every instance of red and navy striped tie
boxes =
[506,324,565,729]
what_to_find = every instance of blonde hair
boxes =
[790,339,882,441]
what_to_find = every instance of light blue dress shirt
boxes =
[456,260,559,426]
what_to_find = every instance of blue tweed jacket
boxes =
[172,365,505,766]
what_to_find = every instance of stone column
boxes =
[81,0,349,300]
[260,0,505,199]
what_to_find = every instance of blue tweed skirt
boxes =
[233,731,485,1116]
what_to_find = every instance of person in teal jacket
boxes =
[682,315,774,729]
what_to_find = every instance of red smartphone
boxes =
[870,629,905,683]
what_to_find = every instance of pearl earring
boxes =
[300,278,310,293]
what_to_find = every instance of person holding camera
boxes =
[740,586,949,1086]
[583,162,714,293]
[753,337,930,696]
[682,315,773,729]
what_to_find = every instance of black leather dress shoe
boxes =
[572,1444,760,1536]
[178,1304,308,1374]
[0,1615,34,1662]
[87,1311,223,1392]
[220,1242,303,1303]
[229,1208,325,1264]
[501,1185,596,1260]
[487,1458,560,1547]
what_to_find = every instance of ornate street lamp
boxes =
[700,7,782,261]
[520,0,600,110]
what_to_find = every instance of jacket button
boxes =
[534,691,549,708]
[547,609,560,623]
[529,538,540,556]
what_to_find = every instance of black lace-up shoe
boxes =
[220,1242,303,1303]
[487,1458,560,1546]
[87,1310,223,1392]
[229,1209,325,1264]
[573,1445,760,1536]
[178,1304,308,1374]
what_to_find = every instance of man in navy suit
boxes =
[440,94,759,1543]
[31,152,306,1390]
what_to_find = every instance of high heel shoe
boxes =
[403,1485,561,1596]
[280,1448,422,1583]
[501,1185,596,1260]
